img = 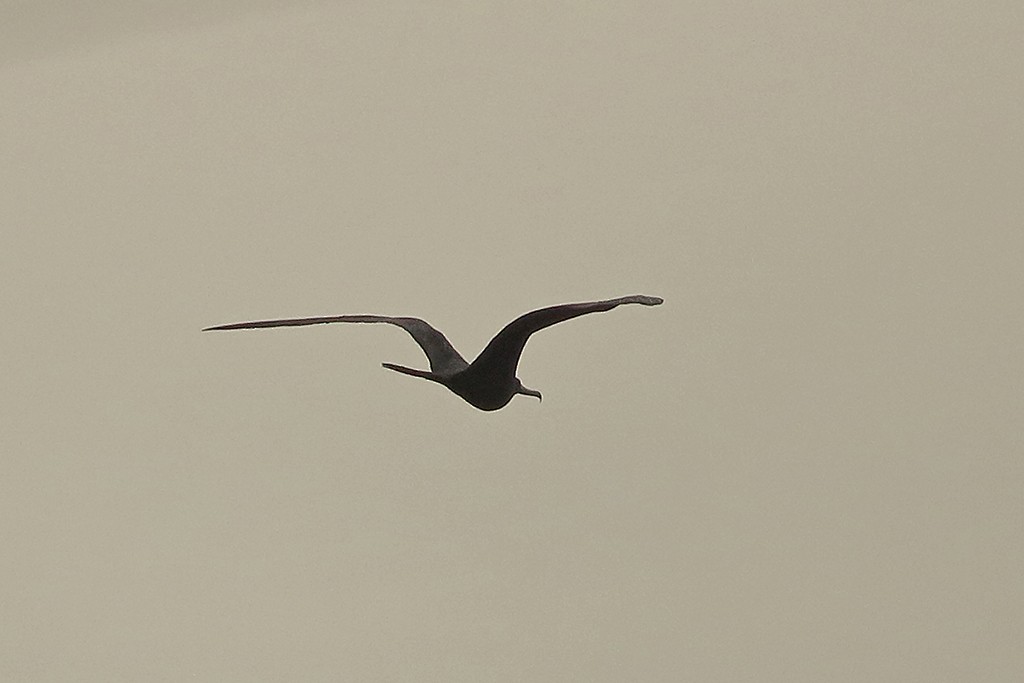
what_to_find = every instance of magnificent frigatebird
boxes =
[203,294,663,411]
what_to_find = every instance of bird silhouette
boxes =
[203,294,663,411]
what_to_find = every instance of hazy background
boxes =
[2,1,1021,680]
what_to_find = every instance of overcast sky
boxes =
[2,2,1022,680]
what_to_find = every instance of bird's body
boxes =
[203,295,662,411]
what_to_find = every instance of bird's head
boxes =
[515,378,542,402]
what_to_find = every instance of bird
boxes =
[203,294,663,411]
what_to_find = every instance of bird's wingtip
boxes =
[635,295,664,306]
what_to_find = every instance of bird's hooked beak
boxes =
[517,380,542,402]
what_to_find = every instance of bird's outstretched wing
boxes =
[203,315,469,374]
[469,295,663,380]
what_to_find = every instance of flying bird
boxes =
[203,294,663,411]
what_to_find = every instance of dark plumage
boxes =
[203,295,663,411]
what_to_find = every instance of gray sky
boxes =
[2,2,1021,680]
